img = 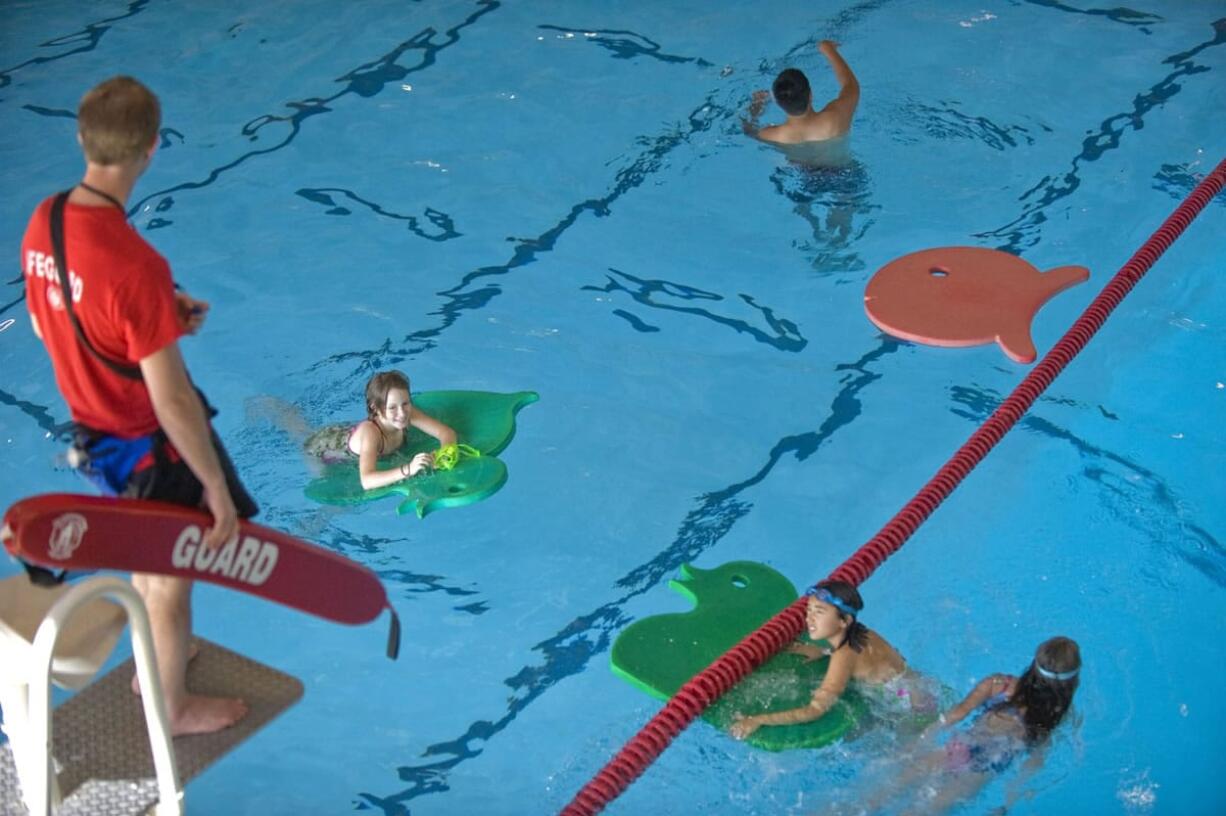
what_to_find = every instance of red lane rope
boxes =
[561,157,1226,816]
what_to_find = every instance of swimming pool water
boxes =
[2,1,1224,814]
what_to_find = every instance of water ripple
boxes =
[0,388,72,440]
[20,104,75,119]
[537,25,713,67]
[0,291,26,316]
[769,161,876,277]
[1022,0,1164,32]
[777,0,896,64]
[583,267,806,352]
[976,17,1226,253]
[254,508,482,602]
[308,90,740,384]
[897,100,1045,150]
[126,1,501,225]
[1152,161,1226,207]
[0,0,152,92]
[296,187,461,241]
[949,384,1226,588]
[376,568,481,602]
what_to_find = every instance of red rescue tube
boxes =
[3,493,400,657]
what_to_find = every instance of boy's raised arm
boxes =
[819,40,859,99]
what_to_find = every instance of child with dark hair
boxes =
[771,68,813,117]
[304,370,455,490]
[729,580,926,739]
[743,40,860,148]
[863,637,1082,815]
[940,636,1080,764]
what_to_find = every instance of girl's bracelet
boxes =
[400,462,410,477]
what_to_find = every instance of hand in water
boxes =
[728,716,761,740]
[744,90,771,134]
[787,642,831,662]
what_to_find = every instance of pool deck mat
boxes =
[1,638,303,815]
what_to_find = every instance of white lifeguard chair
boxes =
[0,573,303,816]
[1,492,397,815]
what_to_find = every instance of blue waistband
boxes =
[73,429,158,496]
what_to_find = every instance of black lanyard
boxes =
[77,181,126,213]
[49,190,143,380]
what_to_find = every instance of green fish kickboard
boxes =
[304,390,538,517]
[610,561,868,751]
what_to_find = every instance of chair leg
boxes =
[1,681,62,814]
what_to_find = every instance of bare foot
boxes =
[169,694,248,736]
[131,640,201,695]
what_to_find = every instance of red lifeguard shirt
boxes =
[21,196,184,438]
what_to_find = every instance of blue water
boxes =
[2,1,1224,814]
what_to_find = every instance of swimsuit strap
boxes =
[347,420,387,457]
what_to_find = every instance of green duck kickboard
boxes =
[610,561,868,751]
[304,390,537,517]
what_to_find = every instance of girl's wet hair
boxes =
[814,580,869,653]
[997,636,1081,745]
[363,371,411,456]
[365,370,411,420]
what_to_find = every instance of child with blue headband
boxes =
[729,579,926,740]
[862,636,1081,814]
[935,636,1080,773]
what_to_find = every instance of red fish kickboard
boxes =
[864,246,1089,363]
[3,494,399,654]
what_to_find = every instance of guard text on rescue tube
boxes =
[171,526,278,586]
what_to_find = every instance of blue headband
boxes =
[1034,662,1079,682]
[804,586,859,618]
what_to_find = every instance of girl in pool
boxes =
[305,370,456,490]
[861,636,1081,815]
[729,580,930,740]
[940,636,1080,764]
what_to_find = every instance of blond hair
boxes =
[77,76,161,165]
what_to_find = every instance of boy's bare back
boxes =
[747,40,860,146]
